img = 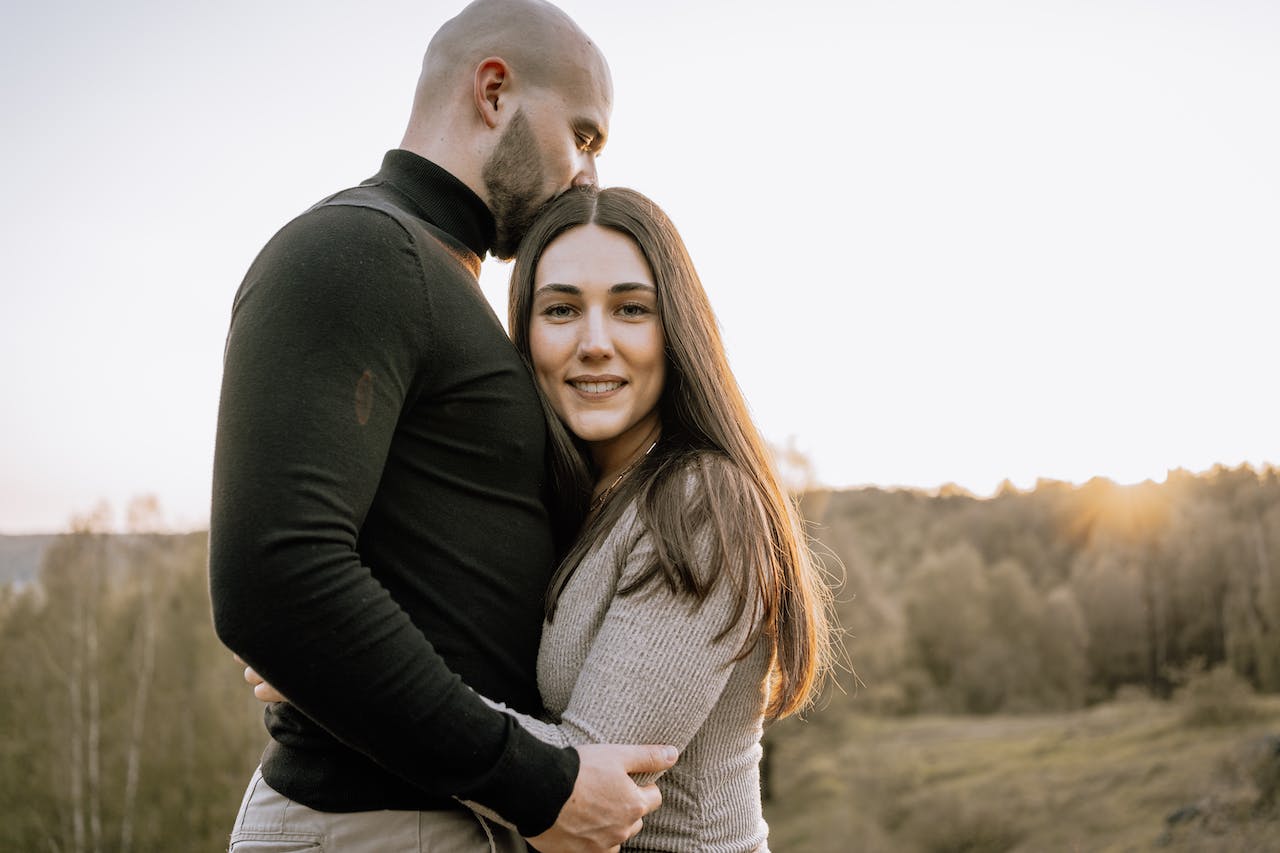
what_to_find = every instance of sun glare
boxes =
[1066,477,1175,544]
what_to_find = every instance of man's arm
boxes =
[209,205,577,833]
[240,662,677,852]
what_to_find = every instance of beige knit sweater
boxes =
[482,496,772,852]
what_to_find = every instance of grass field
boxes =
[763,693,1280,852]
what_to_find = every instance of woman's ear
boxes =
[473,57,510,129]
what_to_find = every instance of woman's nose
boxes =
[577,313,613,359]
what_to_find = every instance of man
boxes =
[209,1,674,849]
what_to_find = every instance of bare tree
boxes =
[119,564,158,853]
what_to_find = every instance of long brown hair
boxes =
[509,186,832,719]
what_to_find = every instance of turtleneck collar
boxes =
[367,150,496,261]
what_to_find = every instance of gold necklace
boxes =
[589,439,659,514]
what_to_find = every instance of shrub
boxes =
[1244,734,1280,811]
[1111,684,1152,704]
[892,791,1025,853]
[1174,663,1260,727]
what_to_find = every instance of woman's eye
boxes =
[542,304,576,319]
[617,303,652,318]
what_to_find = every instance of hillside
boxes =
[764,693,1280,851]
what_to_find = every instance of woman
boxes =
[248,186,832,850]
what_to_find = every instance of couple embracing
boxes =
[209,1,833,850]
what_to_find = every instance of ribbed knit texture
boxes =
[484,498,772,852]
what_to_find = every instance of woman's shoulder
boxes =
[653,448,767,522]
[622,449,772,597]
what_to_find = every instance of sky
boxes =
[2,0,1278,533]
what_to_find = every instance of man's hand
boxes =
[525,743,677,853]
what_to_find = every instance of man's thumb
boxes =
[622,745,678,773]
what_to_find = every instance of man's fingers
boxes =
[619,744,678,775]
[242,664,286,702]
[253,681,288,702]
[635,782,662,815]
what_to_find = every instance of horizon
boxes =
[3,458,1274,536]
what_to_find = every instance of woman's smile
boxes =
[567,374,626,397]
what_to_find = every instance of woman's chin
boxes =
[566,422,625,446]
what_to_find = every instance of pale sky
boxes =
[3,0,1277,533]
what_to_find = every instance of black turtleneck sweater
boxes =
[210,150,577,835]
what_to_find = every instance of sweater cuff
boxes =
[465,717,579,836]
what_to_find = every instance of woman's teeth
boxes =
[573,381,622,393]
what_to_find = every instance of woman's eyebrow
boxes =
[534,283,582,296]
[534,282,655,295]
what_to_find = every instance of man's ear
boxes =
[473,57,510,129]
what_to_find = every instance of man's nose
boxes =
[572,154,598,188]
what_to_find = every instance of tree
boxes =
[903,543,989,710]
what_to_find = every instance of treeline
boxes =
[1,466,1277,849]
[808,464,1280,715]
[0,511,262,852]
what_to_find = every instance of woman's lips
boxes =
[568,377,626,398]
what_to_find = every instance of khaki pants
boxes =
[229,767,526,853]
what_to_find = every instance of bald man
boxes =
[210,2,674,850]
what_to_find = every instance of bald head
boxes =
[399,0,613,253]
[413,0,611,117]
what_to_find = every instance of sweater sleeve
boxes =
[478,511,760,786]
[208,205,575,835]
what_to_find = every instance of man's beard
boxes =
[483,109,552,260]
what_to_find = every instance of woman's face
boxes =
[529,224,666,466]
